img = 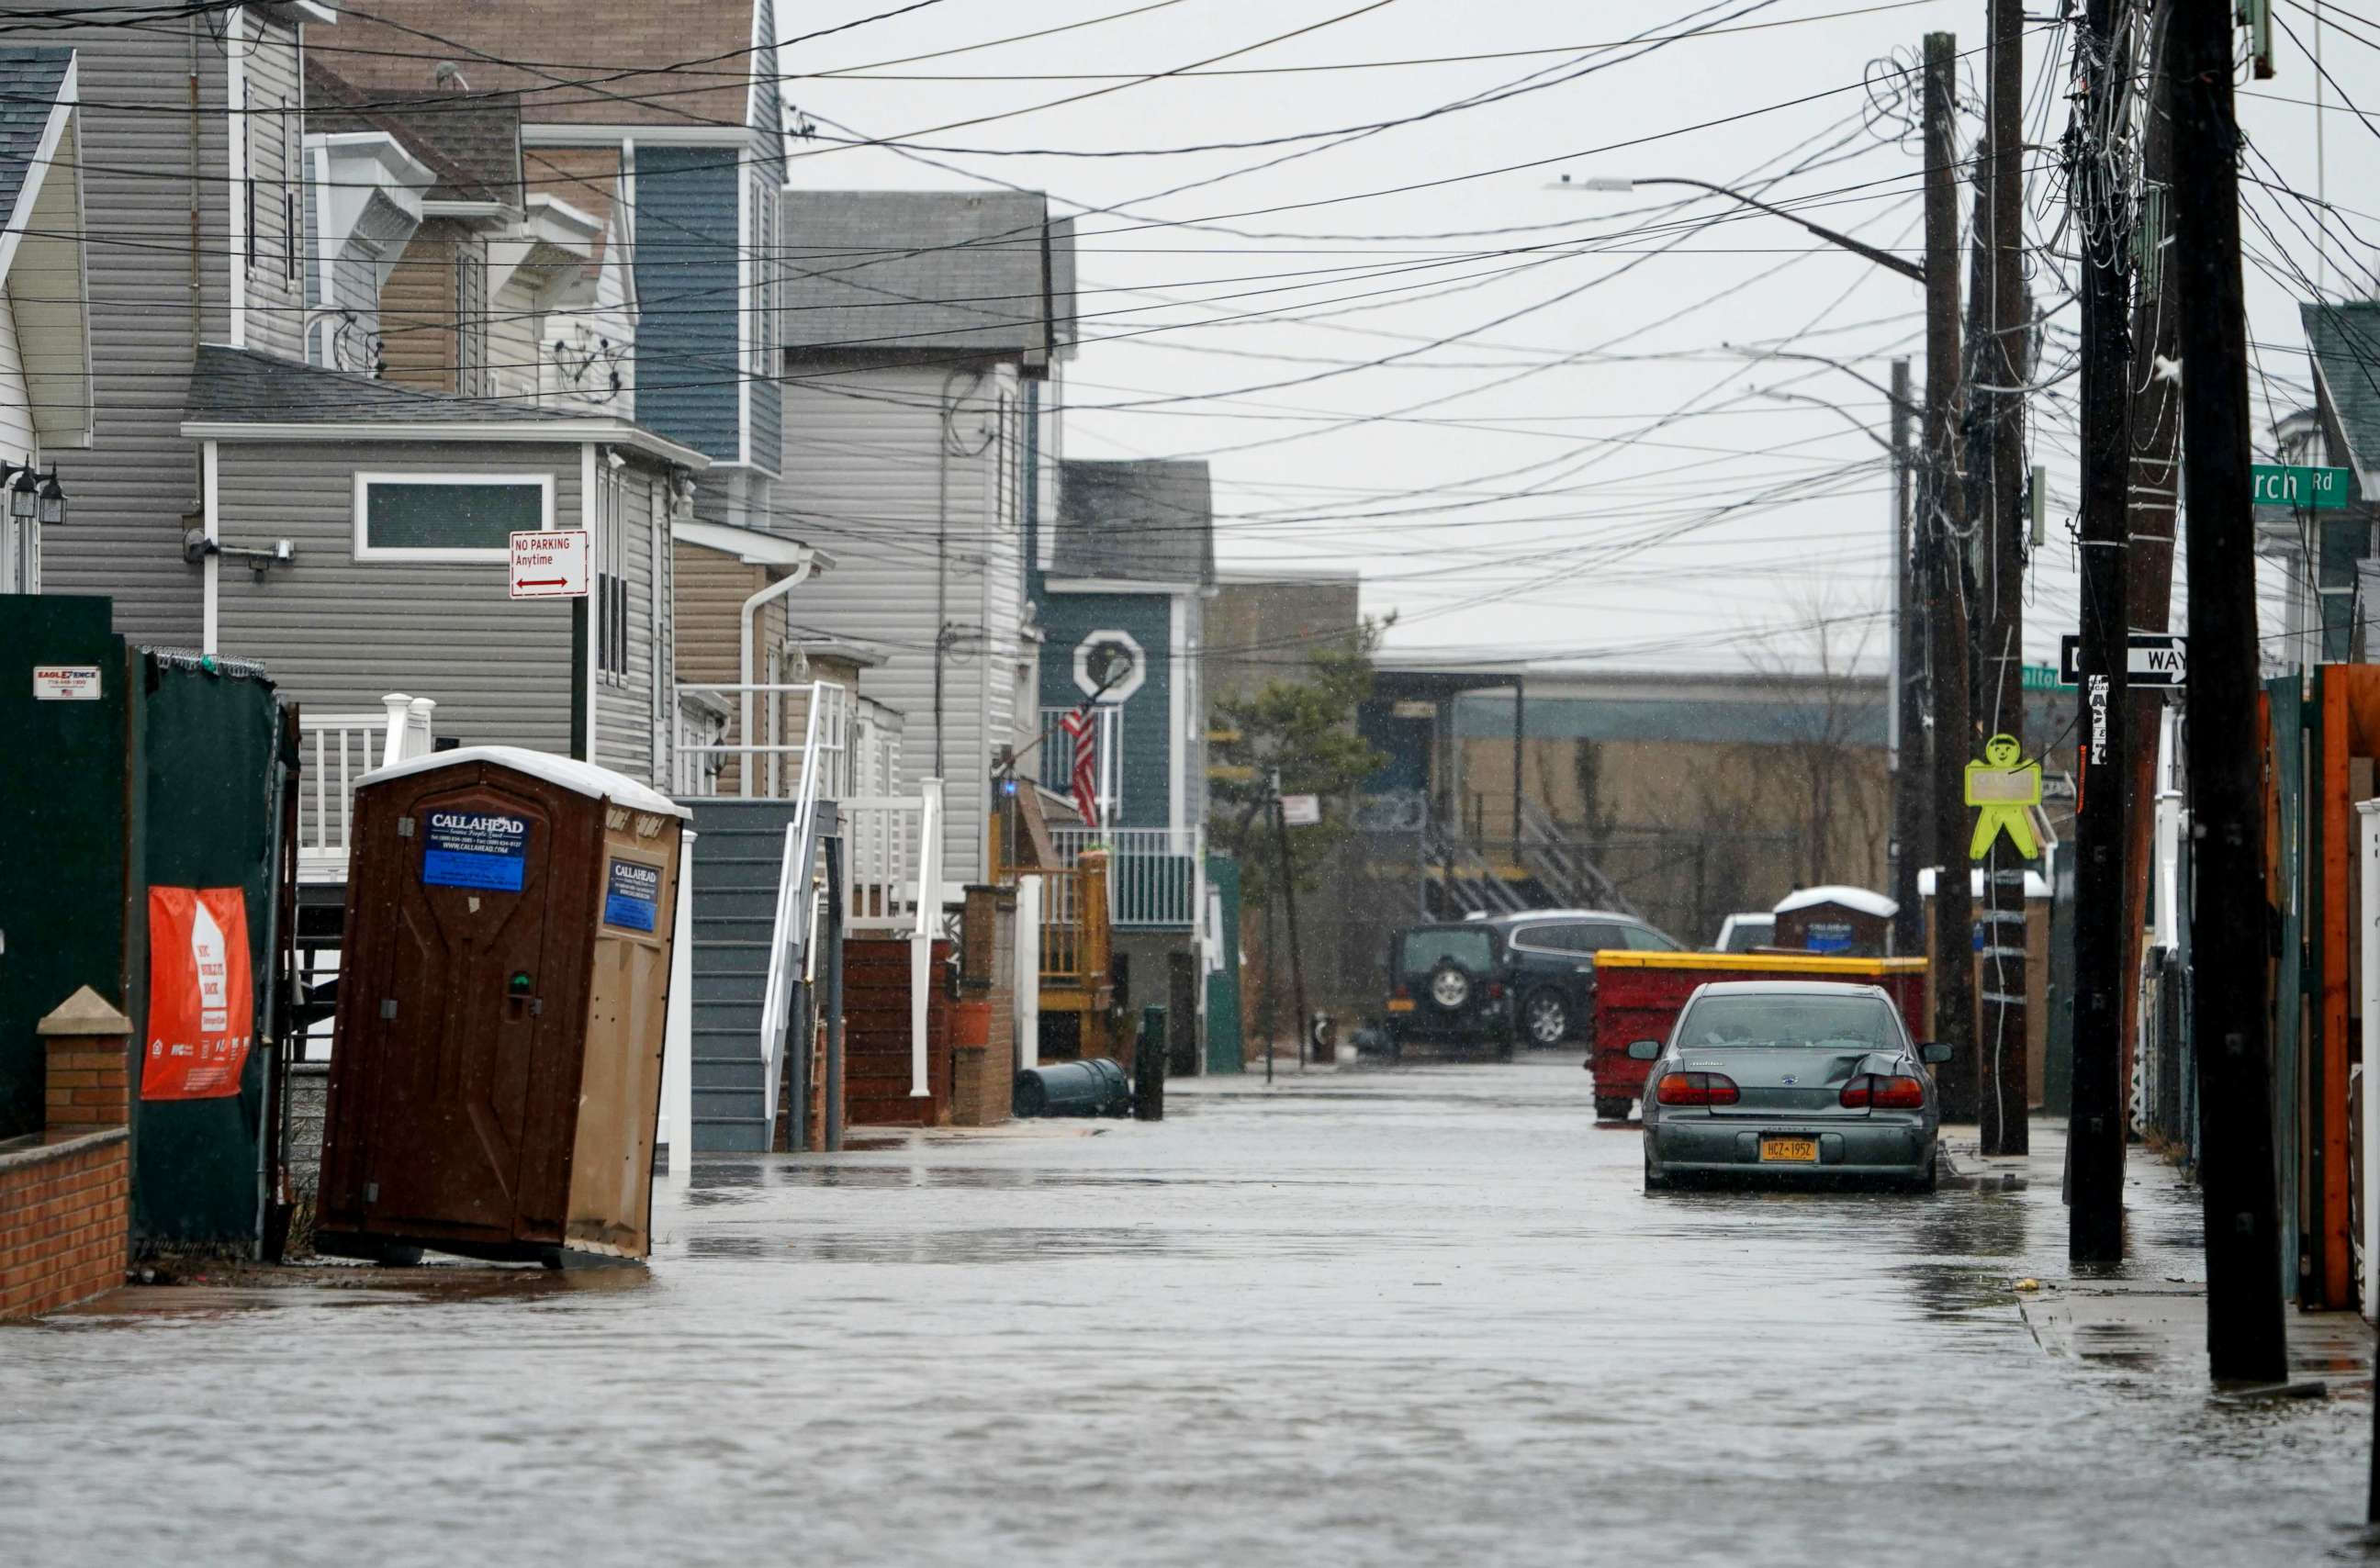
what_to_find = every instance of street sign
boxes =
[1279,793,1321,827]
[2057,633,2186,688]
[2251,464,2352,510]
[509,530,589,599]
[2020,663,2060,692]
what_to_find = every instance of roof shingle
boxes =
[1053,459,1214,588]
[2306,302,2380,479]
[780,190,1074,358]
[0,48,72,235]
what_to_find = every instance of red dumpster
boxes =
[1589,951,1929,1120]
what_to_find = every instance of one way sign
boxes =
[2057,633,2187,688]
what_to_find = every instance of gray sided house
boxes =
[22,2,316,641]
[185,346,705,789]
[322,0,791,532]
[775,189,1078,882]
[0,47,94,593]
[2286,304,2380,666]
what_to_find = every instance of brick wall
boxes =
[1,1004,132,1320]
[951,888,1016,1126]
[0,1131,130,1318]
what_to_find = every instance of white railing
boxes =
[1048,824,1203,927]
[841,783,942,934]
[674,679,849,799]
[1038,703,1122,822]
[672,690,732,797]
[754,690,837,1133]
[909,782,943,1099]
[298,693,435,882]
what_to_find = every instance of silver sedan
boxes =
[1635,980,1948,1193]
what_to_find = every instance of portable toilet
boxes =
[315,747,688,1267]
[1771,885,1897,958]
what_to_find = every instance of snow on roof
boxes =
[363,745,690,819]
[1916,867,2051,900]
[1773,885,1898,919]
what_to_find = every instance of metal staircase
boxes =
[683,799,804,1152]
[1514,800,1640,917]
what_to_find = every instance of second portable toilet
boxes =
[315,746,688,1267]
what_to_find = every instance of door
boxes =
[345,778,573,1240]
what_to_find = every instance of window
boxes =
[455,244,488,398]
[1675,994,1903,1051]
[746,175,777,380]
[1398,929,1496,978]
[594,464,628,684]
[353,474,554,560]
[1624,924,1683,952]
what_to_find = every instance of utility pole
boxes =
[1973,0,2030,1157]
[1891,355,1926,957]
[2067,0,2134,1264]
[1921,31,1977,1118]
[1270,770,1313,1072]
[2172,0,2286,1384]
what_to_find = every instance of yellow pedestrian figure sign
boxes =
[1965,734,2041,860]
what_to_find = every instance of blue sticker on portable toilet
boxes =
[421,810,531,891]
[604,857,661,932]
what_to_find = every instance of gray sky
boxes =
[780,0,2377,677]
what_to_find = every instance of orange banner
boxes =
[142,886,254,1101]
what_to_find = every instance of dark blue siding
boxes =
[633,146,740,461]
[1039,589,1173,829]
[747,1,783,475]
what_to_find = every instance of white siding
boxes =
[772,360,1027,883]
[489,271,543,409]
[212,440,584,758]
[0,284,33,593]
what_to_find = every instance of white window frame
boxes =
[352,471,556,563]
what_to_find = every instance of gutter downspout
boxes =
[739,553,815,798]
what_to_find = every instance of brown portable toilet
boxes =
[316,746,688,1267]
[1771,885,1898,958]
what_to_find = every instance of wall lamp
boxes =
[2,462,65,526]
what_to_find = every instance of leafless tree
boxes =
[1740,595,1892,890]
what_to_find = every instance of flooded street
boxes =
[5,1057,2369,1567]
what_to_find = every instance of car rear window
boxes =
[1676,995,1901,1049]
[1399,929,1494,976]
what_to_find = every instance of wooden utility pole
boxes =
[1891,356,1926,957]
[1973,0,2029,1156]
[1921,31,1977,1114]
[2068,0,2135,1263]
[2172,0,2286,1385]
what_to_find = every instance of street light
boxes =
[1554,173,1926,284]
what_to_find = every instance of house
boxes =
[318,0,790,533]
[1035,458,1217,1069]
[0,47,92,593]
[773,188,1078,885]
[2288,305,2380,666]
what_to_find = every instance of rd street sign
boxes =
[2251,463,2352,510]
[2057,633,2186,688]
[509,530,589,599]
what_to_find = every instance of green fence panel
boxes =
[1205,854,1243,1074]
[0,596,130,1140]
[2269,674,2304,1301]
[130,652,282,1252]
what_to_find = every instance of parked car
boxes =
[1383,922,1515,1058]
[1711,912,1775,953]
[1634,980,1952,1193]
[1486,909,1682,1050]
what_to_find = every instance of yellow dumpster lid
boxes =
[1593,950,1927,975]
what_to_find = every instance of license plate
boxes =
[1386,998,1415,1013]
[1760,1137,1819,1163]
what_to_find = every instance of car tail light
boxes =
[1840,1073,1926,1110]
[1391,982,1409,1001]
[1486,981,1504,1001]
[1655,1070,1739,1106]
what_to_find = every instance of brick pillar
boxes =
[39,985,132,1137]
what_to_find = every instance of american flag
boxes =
[1061,706,1100,827]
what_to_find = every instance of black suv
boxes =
[1479,909,1682,1049]
[1382,922,1515,1058]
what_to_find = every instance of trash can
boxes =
[315,746,687,1267]
[1014,1058,1130,1117]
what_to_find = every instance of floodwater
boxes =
[4,1057,2371,1567]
